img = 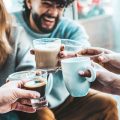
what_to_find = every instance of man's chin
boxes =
[38,21,58,33]
[39,26,55,33]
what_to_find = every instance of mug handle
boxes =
[85,66,96,82]
[45,73,53,95]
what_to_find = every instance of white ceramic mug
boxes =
[61,57,96,97]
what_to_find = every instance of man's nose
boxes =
[47,6,59,17]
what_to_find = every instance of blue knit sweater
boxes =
[13,11,91,108]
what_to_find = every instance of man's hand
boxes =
[79,47,120,74]
[58,45,78,59]
[0,80,40,113]
[79,63,120,95]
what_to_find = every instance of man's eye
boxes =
[56,5,65,9]
[42,2,52,8]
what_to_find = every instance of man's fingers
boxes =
[60,45,65,51]
[80,48,103,55]
[79,48,114,63]
[12,102,36,113]
[30,49,35,55]
[78,70,91,77]
[59,51,76,58]
[15,88,40,99]
[59,51,67,58]
[19,98,31,105]
[98,54,113,63]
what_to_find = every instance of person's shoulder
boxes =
[11,25,23,40]
[59,17,83,29]
[60,17,80,26]
[11,11,24,25]
[12,11,23,21]
[11,25,31,44]
[12,10,22,17]
[11,24,24,34]
[59,17,84,33]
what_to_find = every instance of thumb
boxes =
[98,54,113,63]
[30,49,35,55]
[12,102,36,113]
[60,44,65,51]
[78,70,91,77]
[15,88,40,99]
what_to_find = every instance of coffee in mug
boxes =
[24,78,47,109]
[33,38,61,70]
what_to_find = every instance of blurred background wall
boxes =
[111,0,120,52]
[3,0,23,12]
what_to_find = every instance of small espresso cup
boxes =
[61,57,96,97]
[7,70,53,109]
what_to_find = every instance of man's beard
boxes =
[32,11,59,33]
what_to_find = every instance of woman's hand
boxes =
[0,80,40,113]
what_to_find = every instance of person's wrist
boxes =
[109,73,120,95]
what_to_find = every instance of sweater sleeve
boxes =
[59,18,91,48]
[68,23,91,48]
[14,27,35,71]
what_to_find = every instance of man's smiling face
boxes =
[28,0,65,33]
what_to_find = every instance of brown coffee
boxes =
[24,78,46,97]
[24,77,48,109]
[34,47,60,69]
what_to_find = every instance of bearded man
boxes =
[13,0,118,120]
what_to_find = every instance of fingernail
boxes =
[60,54,64,58]
[78,71,84,75]
[34,92,40,98]
[99,56,104,61]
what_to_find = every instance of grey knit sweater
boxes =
[0,26,35,120]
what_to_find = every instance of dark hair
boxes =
[50,0,75,7]
[23,0,30,17]
[23,0,75,17]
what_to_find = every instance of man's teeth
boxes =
[44,17,55,22]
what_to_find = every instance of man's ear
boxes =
[26,0,32,9]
